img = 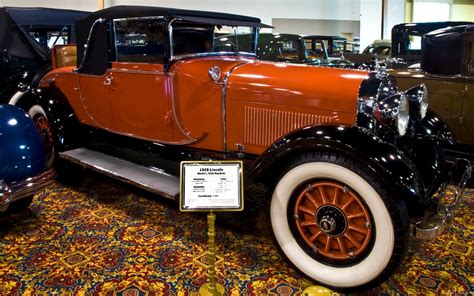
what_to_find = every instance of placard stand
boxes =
[199,210,224,296]
[179,161,243,296]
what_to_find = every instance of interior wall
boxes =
[0,0,96,11]
[384,0,405,39]
[272,19,360,38]
[107,0,361,26]
[452,0,474,21]
[360,0,383,52]
[0,1,360,25]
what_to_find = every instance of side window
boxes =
[113,18,165,63]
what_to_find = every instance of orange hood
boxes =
[227,61,369,114]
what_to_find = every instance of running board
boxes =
[59,148,180,200]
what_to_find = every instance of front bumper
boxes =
[0,168,55,212]
[414,159,472,240]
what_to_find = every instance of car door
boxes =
[78,20,115,130]
[108,17,174,143]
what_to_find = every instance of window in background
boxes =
[413,0,451,22]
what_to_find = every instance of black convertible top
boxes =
[6,7,88,27]
[77,5,270,30]
[0,7,88,61]
[76,5,271,70]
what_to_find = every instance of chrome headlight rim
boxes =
[396,92,410,136]
[373,92,410,136]
[405,84,428,120]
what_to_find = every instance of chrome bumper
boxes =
[414,159,472,240]
[0,168,55,212]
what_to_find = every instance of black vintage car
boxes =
[12,5,472,291]
[0,7,87,103]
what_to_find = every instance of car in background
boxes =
[362,39,391,55]
[0,104,55,214]
[304,35,355,57]
[345,22,473,68]
[248,33,353,67]
[0,7,87,103]
[391,21,473,67]
[390,24,474,160]
[344,39,391,67]
[14,5,470,291]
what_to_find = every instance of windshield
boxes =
[172,22,257,57]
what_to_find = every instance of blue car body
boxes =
[0,104,55,212]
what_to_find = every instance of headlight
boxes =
[374,93,410,136]
[405,84,428,119]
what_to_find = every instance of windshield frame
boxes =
[169,18,259,61]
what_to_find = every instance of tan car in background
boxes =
[390,24,474,158]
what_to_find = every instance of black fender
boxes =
[13,86,81,152]
[247,124,431,217]
[397,110,454,196]
[410,110,454,144]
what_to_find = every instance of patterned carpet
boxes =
[0,173,472,295]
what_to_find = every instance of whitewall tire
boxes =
[270,153,407,290]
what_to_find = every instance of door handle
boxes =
[103,76,113,86]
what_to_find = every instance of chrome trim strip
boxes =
[76,18,106,73]
[168,72,207,144]
[168,18,178,60]
[419,69,465,81]
[221,61,249,152]
[0,168,56,212]
[171,52,256,61]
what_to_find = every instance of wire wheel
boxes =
[292,181,373,263]
[35,115,54,162]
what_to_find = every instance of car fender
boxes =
[12,86,80,152]
[247,124,429,216]
[0,104,46,183]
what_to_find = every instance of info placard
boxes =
[180,161,244,212]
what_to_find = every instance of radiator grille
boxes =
[244,106,332,146]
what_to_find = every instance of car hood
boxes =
[226,60,369,114]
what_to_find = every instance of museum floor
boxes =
[0,172,472,295]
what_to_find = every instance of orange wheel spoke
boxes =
[297,206,316,216]
[336,237,347,255]
[332,186,340,206]
[341,199,353,211]
[344,232,361,249]
[318,186,328,204]
[309,230,322,242]
[348,225,368,235]
[300,221,317,227]
[323,236,332,253]
[346,212,366,219]
[304,192,320,208]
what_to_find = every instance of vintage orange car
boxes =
[11,6,471,291]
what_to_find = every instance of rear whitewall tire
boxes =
[271,160,397,289]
